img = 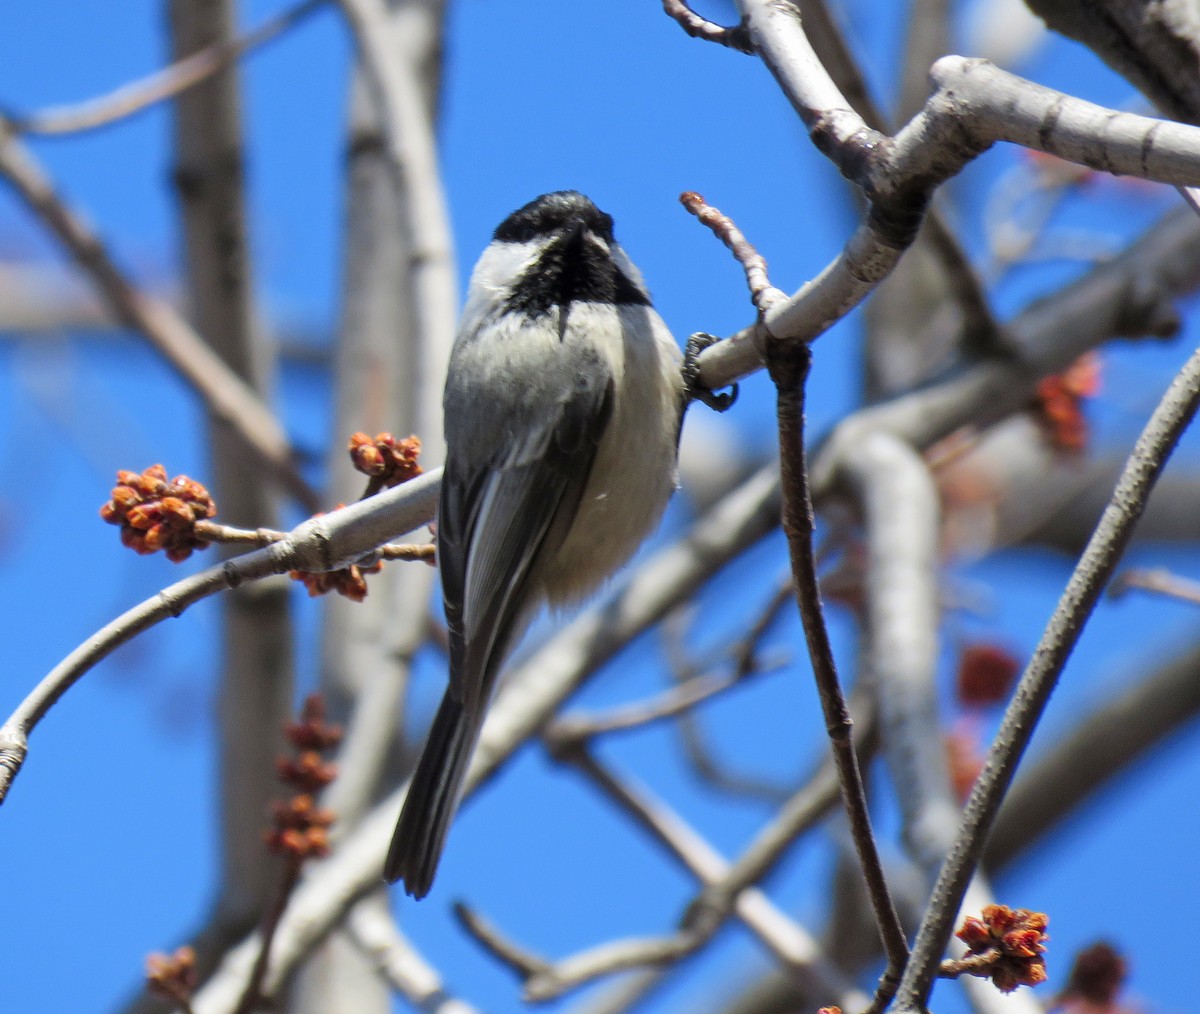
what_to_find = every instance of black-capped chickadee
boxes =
[385,191,727,897]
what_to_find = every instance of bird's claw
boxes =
[683,332,738,412]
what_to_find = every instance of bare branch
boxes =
[811,207,1200,504]
[662,0,754,53]
[189,463,785,1011]
[892,342,1200,1011]
[0,469,440,804]
[343,896,480,1013]
[1110,566,1200,606]
[766,337,909,1001]
[456,899,697,1004]
[686,184,908,996]
[554,744,871,1010]
[548,579,790,744]
[0,123,318,509]
[1025,0,1200,124]
[5,0,326,136]
[840,432,956,877]
[680,191,788,318]
[693,2,1200,393]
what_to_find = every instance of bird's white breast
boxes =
[537,302,683,605]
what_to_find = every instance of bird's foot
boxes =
[683,332,738,412]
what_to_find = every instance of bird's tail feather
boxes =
[384,693,481,897]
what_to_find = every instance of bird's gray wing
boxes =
[438,365,615,712]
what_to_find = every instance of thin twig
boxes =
[194,519,433,561]
[548,663,779,744]
[5,0,327,136]
[680,192,788,317]
[1109,566,1200,606]
[551,742,870,1009]
[455,901,696,1003]
[232,861,302,1014]
[693,690,875,914]
[662,0,754,52]
[452,903,552,981]
[547,577,791,744]
[0,123,318,509]
[767,338,910,1003]
[891,343,1200,1012]
[661,594,797,802]
[937,949,1001,981]
[686,188,908,993]
[0,469,440,804]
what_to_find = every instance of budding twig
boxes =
[234,696,342,1014]
[680,191,788,319]
[894,344,1200,1010]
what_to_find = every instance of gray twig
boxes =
[661,0,753,53]
[5,0,326,136]
[892,343,1200,1011]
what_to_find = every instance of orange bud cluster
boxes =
[348,432,423,488]
[290,558,383,602]
[265,794,334,861]
[265,694,342,863]
[276,750,337,794]
[145,946,197,1003]
[285,694,344,751]
[957,904,1049,993]
[956,642,1021,707]
[100,465,216,562]
[1034,352,1102,454]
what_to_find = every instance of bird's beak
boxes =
[561,220,586,254]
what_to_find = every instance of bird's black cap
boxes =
[494,190,616,246]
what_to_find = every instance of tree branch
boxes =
[343,896,480,1013]
[891,342,1200,1011]
[767,337,909,1003]
[4,0,327,136]
[189,463,785,1011]
[0,469,440,804]
[0,123,318,509]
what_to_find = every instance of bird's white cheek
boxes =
[469,241,539,297]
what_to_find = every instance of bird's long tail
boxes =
[384,692,482,897]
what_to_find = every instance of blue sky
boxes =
[2,2,1199,1012]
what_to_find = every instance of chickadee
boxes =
[385,191,728,897]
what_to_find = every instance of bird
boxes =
[384,190,729,897]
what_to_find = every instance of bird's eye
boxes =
[519,227,536,242]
